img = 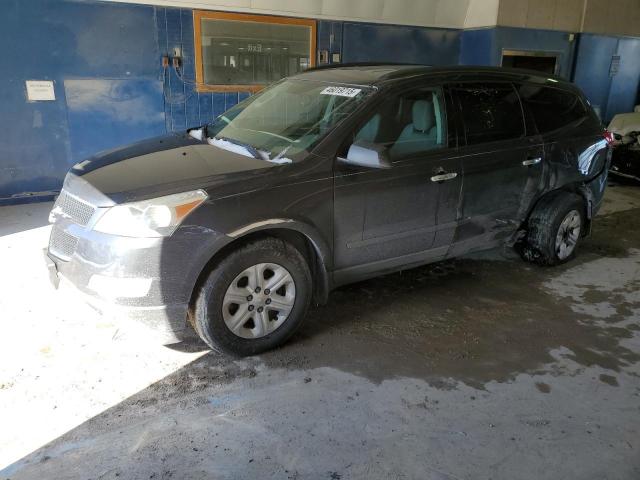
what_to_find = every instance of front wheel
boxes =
[192,238,312,356]
[520,193,586,266]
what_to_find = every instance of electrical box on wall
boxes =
[609,55,621,77]
[319,51,340,65]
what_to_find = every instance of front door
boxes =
[332,85,461,285]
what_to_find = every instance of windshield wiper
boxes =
[213,136,261,159]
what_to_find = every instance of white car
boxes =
[608,107,640,145]
[608,106,640,182]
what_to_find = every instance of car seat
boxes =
[390,100,438,158]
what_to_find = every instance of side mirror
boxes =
[338,141,392,169]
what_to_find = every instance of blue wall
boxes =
[0,1,258,203]
[1,0,639,203]
[0,0,166,202]
[460,26,576,78]
[461,26,640,122]
[573,33,640,121]
[341,22,460,65]
[460,28,495,66]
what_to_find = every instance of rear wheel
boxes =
[520,192,586,266]
[193,238,312,356]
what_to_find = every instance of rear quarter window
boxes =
[452,83,525,146]
[518,85,589,134]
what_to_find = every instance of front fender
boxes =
[176,216,333,309]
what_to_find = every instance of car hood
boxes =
[65,133,279,206]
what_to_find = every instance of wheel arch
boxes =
[525,183,594,234]
[187,222,331,315]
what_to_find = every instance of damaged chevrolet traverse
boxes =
[46,65,612,355]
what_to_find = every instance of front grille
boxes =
[49,227,79,260]
[53,190,96,226]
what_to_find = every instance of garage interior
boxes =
[1,0,640,479]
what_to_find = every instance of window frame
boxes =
[517,83,590,136]
[193,10,317,93]
[451,81,527,147]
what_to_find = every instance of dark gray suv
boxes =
[46,65,611,355]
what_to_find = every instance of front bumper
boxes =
[44,249,60,289]
[45,252,190,343]
[45,217,214,344]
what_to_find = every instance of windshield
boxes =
[206,79,374,163]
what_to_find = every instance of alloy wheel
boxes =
[222,263,296,339]
[555,210,582,260]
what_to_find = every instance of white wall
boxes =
[101,0,640,35]
[497,0,640,36]
[582,0,640,37]
[464,0,500,28]
[103,0,499,29]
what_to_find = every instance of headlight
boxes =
[93,190,208,237]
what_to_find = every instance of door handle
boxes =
[522,157,542,166]
[430,172,458,182]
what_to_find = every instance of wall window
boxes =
[354,87,447,161]
[501,50,559,75]
[453,83,525,145]
[194,11,316,92]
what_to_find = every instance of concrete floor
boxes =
[1,183,640,480]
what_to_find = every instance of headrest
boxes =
[413,100,435,132]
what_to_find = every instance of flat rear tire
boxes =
[520,192,586,266]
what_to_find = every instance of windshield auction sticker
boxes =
[320,86,362,98]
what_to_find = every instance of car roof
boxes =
[294,63,572,90]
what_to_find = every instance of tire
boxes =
[520,192,586,266]
[193,238,312,356]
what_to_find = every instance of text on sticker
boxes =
[320,86,362,98]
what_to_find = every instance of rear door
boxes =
[332,84,461,283]
[517,84,609,189]
[448,81,544,257]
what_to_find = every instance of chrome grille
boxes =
[49,227,78,260]
[53,190,96,226]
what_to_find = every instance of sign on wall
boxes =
[26,81,56,101]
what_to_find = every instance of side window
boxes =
[453,83,524,145]
[353,87,447,161]
[518,85,588,134]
